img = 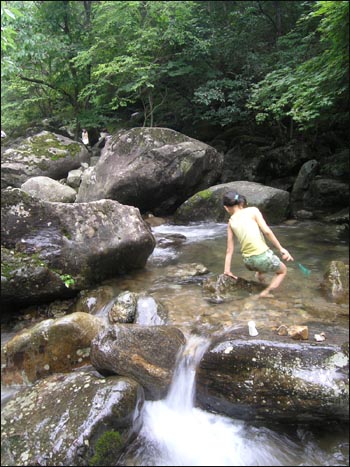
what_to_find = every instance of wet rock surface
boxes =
[1,370,143,466]
[196,326,349,424]
[90,324,186,400]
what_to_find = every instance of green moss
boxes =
[89,431,123,466]
[66,142,81,158]
[1,247,48,279]
[61,227,72,239]
[1,247,78,289]
[180,191,204,210]
[197,189,213,200]
[17,133,81,161]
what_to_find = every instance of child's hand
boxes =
[280,248,294,261]
[224,271,238,279]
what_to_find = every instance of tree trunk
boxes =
[289,117,294,140]
[148,93,154,127]
[274,1,282,38]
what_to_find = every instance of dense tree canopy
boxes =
[1,1,349,142]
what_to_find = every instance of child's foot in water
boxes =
[259,289,274,298]
[250,292,274,300]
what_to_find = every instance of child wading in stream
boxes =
[223,190,294,298]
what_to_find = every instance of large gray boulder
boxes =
[174,181,290,224]
[90,324,186,400]
[2,312,105,386]
[305,178,349,212]
[221,139,310,187]
[1,131,90,189]
[76,127,223,215]
[291,159,319,212]
[1,189,156,309]
[290,156,349,218]
[1,245,69,310]
[21,176,77,202]
[1,371,143,466]
[196,331,349,424]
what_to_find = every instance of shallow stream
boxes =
[1,220,349,466]
[97,220,349,334]
[103,219,349,466]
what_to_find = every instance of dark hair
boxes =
[223,191,247,207]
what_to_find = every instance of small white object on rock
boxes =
[314,332,326,342]
[248,320,259,336]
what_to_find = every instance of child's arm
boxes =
[224,224,238,278]
[253,208,294,261]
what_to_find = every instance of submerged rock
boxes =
[202,273,265,302]
[320,260,349,304]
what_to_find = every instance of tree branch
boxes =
[256,1,278,33]
[18,74,73,102]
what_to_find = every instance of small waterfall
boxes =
[118,335,338,466]
[165,334,210,413]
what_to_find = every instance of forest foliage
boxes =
[1,1,349,141]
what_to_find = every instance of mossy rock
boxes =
[89,431,123,466]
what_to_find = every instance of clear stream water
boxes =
[114,220,348,466]
[101,221,349,333]
[1,220,349,466]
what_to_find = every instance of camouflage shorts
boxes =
[243,248,281,273]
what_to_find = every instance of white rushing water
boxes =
[119,335,336,466]
[152,222,227,243]
[149,222,227,266]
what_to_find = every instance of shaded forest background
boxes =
[1,0,349,148]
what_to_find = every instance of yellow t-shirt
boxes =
[229,208,268,257]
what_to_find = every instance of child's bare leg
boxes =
[259,263,287,298]
[255,271,266,283]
